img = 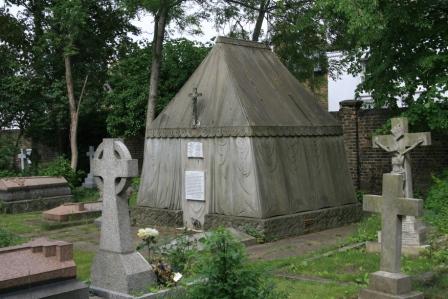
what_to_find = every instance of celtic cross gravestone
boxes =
[90,139,155,297]
[373,117,431,248]
[360,173,423,299]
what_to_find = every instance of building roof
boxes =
[147,36,340,138]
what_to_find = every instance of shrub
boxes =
[348,214,380,243]
[165,232,197,274]
[38,157,84,189]
[425,171,448,233]
[187,227,283,299]
[0,228,20,248]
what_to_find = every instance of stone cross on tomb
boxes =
[90,139,155,296]
[17,149,27,171]
[189,87,202,128]
[82,146,96,188]
[360,173,423,299]
[373,117,431,248]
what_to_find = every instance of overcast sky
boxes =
[1,1,258,44]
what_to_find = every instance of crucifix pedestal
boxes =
[359,173,423,299]
[369,117,431,255]
[90,139,155,297]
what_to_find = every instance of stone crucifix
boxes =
[360,173,423,299]
[189,87,202,128]
[373,117,431,247]
[90,139,155,296]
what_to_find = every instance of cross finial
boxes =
[188,87,202,128]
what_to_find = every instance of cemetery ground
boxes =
[1,186,447,298]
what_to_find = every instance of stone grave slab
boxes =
[359,173,423,299]
[0,238,88,298]
[0,176,72,213]
[43,201,102,222]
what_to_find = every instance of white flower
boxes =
[173,272,182,282]
[137,228,148,239]
[145,228,159,238]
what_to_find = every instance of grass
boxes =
[74,249,95,281]
[274,278,360,299]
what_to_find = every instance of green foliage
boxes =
[347,215,380,244]
[39,157,84,189]
[105,39,210,137]
[129,177,140,207]
[164,232,197,274]
[187,227,283,299]
[424,171,448,234]
[72,187,99,203]
[0,228,21,248]
[319,0,448,131]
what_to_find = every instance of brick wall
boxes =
[124,137,145,173]
[337,100,448,195]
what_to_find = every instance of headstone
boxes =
[17,149,29,171]
[0,176,73,213]
[43,201,102,222]
[82,146,97,188]
[0,238,88,298]
[90,139,156,297]
[373,117,431,250]
[359,173,423,299]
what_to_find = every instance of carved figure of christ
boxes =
[189,87,202,128]
[373,117,431,198]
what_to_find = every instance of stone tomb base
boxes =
[90,250,156,296]
[359,271,423,299]
[1,279,88,299]
[134,203,362,240]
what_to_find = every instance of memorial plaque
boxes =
[185,171,205,201]
[187,142,203,158]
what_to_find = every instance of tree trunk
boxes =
[64,55,78,171]
[252,0,269,41]
[145,5,169,134]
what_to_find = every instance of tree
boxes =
[209,0,277,42]
[105,39,210,137]
[272,0,329,93]
[319,0,448,130]
[123,0,205,134]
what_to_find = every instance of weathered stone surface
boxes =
[366,241,429,256]
[132,207,184,227]
[1,279,88,299]
[0,238,76,291]
[359,174,423,299]
[0,176,72,213]
[90,139,156,296]
[43,201,102,222]
[204,203,362,240]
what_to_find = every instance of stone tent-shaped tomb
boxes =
[136,37,360,238]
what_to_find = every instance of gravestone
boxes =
[90,139,156,298]
[82,146,97,188]
[0,238,88,298]
[372,117,431,251]
[43,201,102,222]
[359,173,423,299]
[0,176,72,213]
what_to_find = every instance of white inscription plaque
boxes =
[185,171,205,201]
[187,142,203,158]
